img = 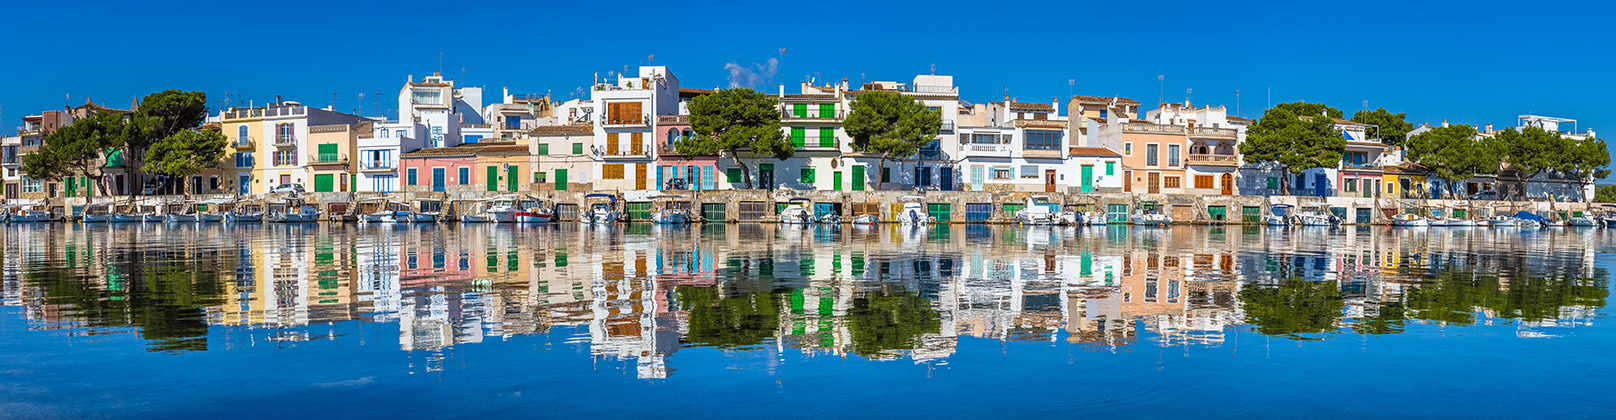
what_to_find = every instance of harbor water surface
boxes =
[1,223,1612,418]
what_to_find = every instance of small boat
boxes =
[82,203,114,223]
[1264,204,1292,226]
[271,199,322,223]
[1,206,51,223]
[818,212,842,224]
[1293,205,1341,226]
[1568,215,1601,227]
[1019,196,1060,225]
[648,194,692,224]
[111,213,143,223]
[514,198,557,223]
[140,212,165,223]
[896,196,930,225]
[195,198,235,222]
[1391,213,1429,227]
[482,195,539,223]
[851,214,878,225]
[1082,211,1108,226]
[779,198,813,225]
[225,211,264,223]
[1446,218,1478,227]
[410,200,443,223]
[579,193,622,224]
[1130,202,1172,226]
[1484,216,1519,227]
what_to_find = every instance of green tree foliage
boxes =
[1565,136,1612,194]
[136,90,210,140]
[677,88,792,189]
[1350,107,1414,146]
[141,128,228,194]
[844,91,941,190]
[1405,124,1491,197]
[1239,102,1345,194]
[19,111,133,195]
[1595,185,1616,203]
[1239,279,1344,339]
[845,292,940,359]
[675,286,781,348]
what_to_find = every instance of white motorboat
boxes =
[1264,204,1292,226]
[1130,211,1173,226]
[579,193,622,224]
[1484,216,1519,227]
[1391,214,1429,227]
[1568,216,1601,227]
[851,214,878,225]
[1293,206,1341,226]
[1019,196,1059,225]
[779,199,813,225]
[272,199,321,223]
[896,196,930,225]
[1446,218,1478,227]
[481,195,540,223]
[818,212,842,224]
[1082,211,1108,226]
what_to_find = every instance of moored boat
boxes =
[1391,213,1429,227]
[578,193,622,224]
[896,196,930,225]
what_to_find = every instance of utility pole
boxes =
[358,93,366,116]
[1235,89,1241,117]
[1157,75,1164,105]
[1068,79,1075,97]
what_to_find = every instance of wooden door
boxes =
[1123,170,1132,192]
[1044,170,1056,193]
[1220,173,1233,195]
[634,163,647,190]
[1148,172,1161,194]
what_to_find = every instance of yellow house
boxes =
[220,107,265,194]
[476,144,535,193]
[1383,162,1429,200]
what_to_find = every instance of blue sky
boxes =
[1,0,1611,174]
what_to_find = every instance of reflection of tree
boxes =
[846,293,940,358]
[1400,270,1608,325]
[674,286,780,348]
[27,259,227,353]
[1240,279,1344,339]
[1351,302,1407,335]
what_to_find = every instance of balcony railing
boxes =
[598,146,651,157]
[914,150,947,161]
[273,135,296,147]
[1186,153,1238,166]
[1,157,18,165]
[603,113,650,127]
[781,108,845,120]
[309,153,348,165]
[940,121,955,133]
[360,160,395,171]
[224,108,265,119]
[1188,126,1238,139]
[961,143,1010,155]
[1121,122,1185,134]
[1343,162,1381,170]
[234,136,255,149]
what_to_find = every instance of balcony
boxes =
[598,145,651,158]
[940,121,955,134]
[309,153,348,166]
[1342,162,1382,171]
[914,150,947,161]
[781,108,845,121]
[1186,153,1238,167]
[603,113,650,127]
[1188,126,1238,139]
[233,136,255,149]
[1,156,18,165]
[1021,148,1063,159]
[360,160,396,171]
[1121,122,1185,135]
[959,143,1010,158]
[273,135,297,147]
[223,108,265,120]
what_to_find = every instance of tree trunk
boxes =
[872,153,890,191]
[729,152,753,190]
[1278,165,1291,196]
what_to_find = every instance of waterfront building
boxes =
[528,124,594,192]
[956,98,1084,192]
[399,142,501,195]
[305,121,370,193]
[474,143,535,194]
[846,75,963,191]
[588,66,681,192]
[484,88,554,140]
[2,133,20,202]
[251,101,367,193]
[220,106,263,194]
[1146,101,1244,196]
[1092,112,1190,194]
[653,114,716,191]
[1289,117,1386,201]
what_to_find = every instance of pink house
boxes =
[399,143,490,193]
[654,115,718,191]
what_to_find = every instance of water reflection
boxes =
[1,223,1608,378]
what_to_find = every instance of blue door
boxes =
[1314,173,1327,197]
[939,167,953,191]
[815,203,836,219]
[432,168,446,192]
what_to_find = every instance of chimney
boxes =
[407,74,413,84]
[779,84,785,96]
[275,95,282,105]
[1442,119,1448,127]
[1485,123,1493,133]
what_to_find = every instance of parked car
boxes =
[268,183,305,194]
[1468,190,1499,200]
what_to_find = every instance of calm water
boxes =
[1,223,1612,418]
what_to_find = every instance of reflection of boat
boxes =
[1264,204,1292,226]
[1391,213,1429,227]
[579,193,622,224]
[897,196,930,225]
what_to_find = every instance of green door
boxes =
[313,174,334,192]
[507,166,519,192]
[1081,165,1094,193]
[486,166,498,191]
[66,177,76,197]
[555,169,568,191]
[832,171,842,191]
[626,202,652,221]
[851,165,865,191]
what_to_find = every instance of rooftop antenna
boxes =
[331,92,340,109]
[1267,87,1271,110]
[1157,75,1165,105]
[930,63,936,75]
[648,54,654,63]
[1362,100,1368,111]
[1068,79,1075,97]
[438,52,443,75]
[461,67,467,85]
[779,48,786,88]
[1235,89,1241,117]
[358,92,366,116]
[373,93,381,118]
[1186,88,1192,103]
[860,73,865,86]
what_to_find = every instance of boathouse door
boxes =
[1044,170,1057,192]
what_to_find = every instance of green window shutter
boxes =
[881,167,891,183]
[801,168,814,184]
[819,103,835,118]
[791,127,805,147]
[537,143,548,156]
[317,143,338,162]
[1266,177,1278,189]
[851,166,865,191]
[572,143,583,154]
[727,168,742,183]
[487,166,498,191]
[819,128,834,148]
[1105,161,1115,176]
[793,103,807,117]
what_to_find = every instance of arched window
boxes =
[1189,142,1209,155]
[237,125,247,141]
[667,128,679,145]
[1214,141,1234,155]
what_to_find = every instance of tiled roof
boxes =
[1345,141,1386,147]
[781,93,836,99]
[1014,120,1068,129]
[402,142,517,158]
[529,125,593,135]
[477,145,530,155]
[1226,115,1253,123]
[1008,102,1053,112]
[1068,146,1120,157]
[1071,95,1141,105]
